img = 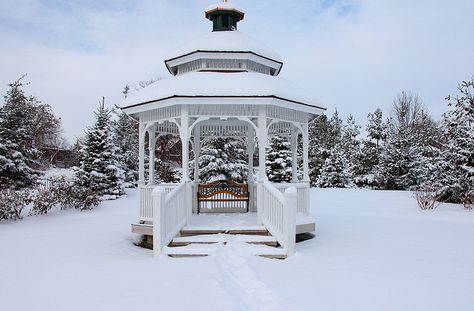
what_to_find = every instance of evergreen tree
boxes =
[316,145,352,188]
[353,109,387,188]
[0,77,38,189]
[339,114,360,179]
[266,135,292,182]
[434,78,474,203]
[113,110,139,187]
[366,108,387,147]
[377,92,439,190]
[154,135,180,183]
[308,110,343,186]
[198,137,248,183]
[75,100,124,199]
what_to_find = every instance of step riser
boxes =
[180,230,269,237]
[170,241,278,247]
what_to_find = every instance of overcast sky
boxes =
[1,0,473,142]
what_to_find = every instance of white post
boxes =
[257,107,268,182]
[180,105,192,223]
[247,126,255,212]
[290,125,299,183]
[152,187,166,257]
[193,124,201,183]
[193,125,201,214]
[257,107,268,223]
[148,129,156,185]
[247,126,255,183]
[302,123,310,183]
[180,106,190,182]
[138,123,146,185]
[284,187,297,257]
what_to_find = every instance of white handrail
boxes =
[259,181,297,256]
[139,183,179,222]
[272,182,310,215]
[152,181,190,256]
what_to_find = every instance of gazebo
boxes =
[122,1,325,258]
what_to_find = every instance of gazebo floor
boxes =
[131,212,315,236]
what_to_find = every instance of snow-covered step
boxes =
[165,244,220,257]
[180,225,269,237]
[165,242,287,259]
[170,234,278,247]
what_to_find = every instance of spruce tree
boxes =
[353,109,387,188]
[113,110,139,187]
[75,101,124,199]
[266,135,292,182]
[308,110,343,186]
[316,145,352,188]
[366,108,387,148]
[0,77,38,189]
[434,78,474,203]
[339,114,360,180]
[377,92,439,190]
[198,137,248,183]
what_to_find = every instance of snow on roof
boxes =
[122,72,323,110]
[165,31,283,63]
[205,1,244,15]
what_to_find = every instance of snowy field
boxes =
[1,188,473,311]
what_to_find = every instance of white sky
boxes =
[0,0,473,142]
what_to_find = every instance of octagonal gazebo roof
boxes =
[122,1,325,119]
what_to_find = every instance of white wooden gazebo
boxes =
[122,1,325,258]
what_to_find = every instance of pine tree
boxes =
[339,114,360,180]
[366,108,387,148]
[434,78,474,203]
[198,137,248,183]
[113,110,139,187]
[353,109,387,188]
[266,135,292,182]
[0,77,38,189]
[308,110,343,186]
[75,100,124,199]
[316,145,352,188]
[377,92,439,190]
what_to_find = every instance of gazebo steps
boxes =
[165,242,287,259]
[170,234,278,247]
[180,225,269,237]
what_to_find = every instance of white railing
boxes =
[273,182,310,215]
[152,181,190,256]
[249,182,257,212]
[258,181,296,257]
[139,183,179,222]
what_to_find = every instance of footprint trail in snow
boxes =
[213,240,285,311]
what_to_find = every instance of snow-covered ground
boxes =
[1,188,473,311]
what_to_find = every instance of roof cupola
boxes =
[205,1,245,31]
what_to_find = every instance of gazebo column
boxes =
[192,124,201,214]
[290,125,299,183]
[193,124,201,183]
[148,128,156,185]
[257,108,268,182]
[302,123,310,183]
[247,126,255,212]
[256,107,268,223]
[138,123,146,186]
[180,107,190,182]
[179,105,192,222]
[247,126,255,183]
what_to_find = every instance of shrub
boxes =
[30,177,100,215]
[463,192,473,211]
[0,189,32,221]
[414,190,440,210]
